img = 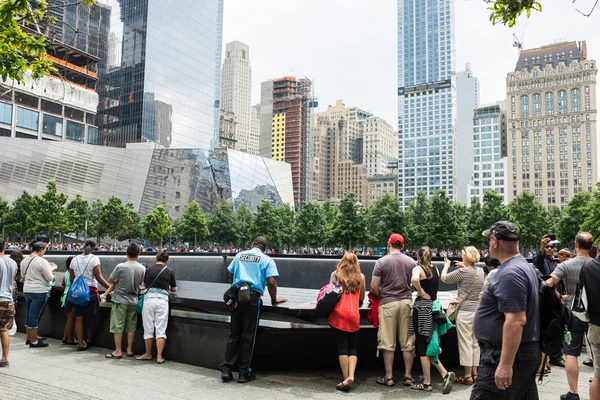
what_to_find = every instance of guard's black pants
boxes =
[221,292,261,375]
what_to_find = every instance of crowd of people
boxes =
[1,225,600,400]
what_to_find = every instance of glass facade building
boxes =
[397,0,456,208]
[95,0,224,149]
[0,138,293,219]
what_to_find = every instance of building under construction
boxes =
[270,76,316,207]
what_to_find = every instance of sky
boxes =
[222,0,600,127]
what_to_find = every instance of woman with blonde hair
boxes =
[328,252,366,392]
[441,246,485,384]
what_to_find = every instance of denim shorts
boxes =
[24,292,49,329]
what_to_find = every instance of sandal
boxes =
[156,357,165,364]
[455,375,474,385]
[584,359,594,367]
[376,376,395,386]
[336,382,351,392]
[411,382,433,391]
[136,355,153,361]
[105,353,123,359]
[404,376,414,386]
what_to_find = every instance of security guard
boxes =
[220,236,287,383]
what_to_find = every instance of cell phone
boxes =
[549,234,556,241]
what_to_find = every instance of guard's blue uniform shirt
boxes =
[228,247,279,295]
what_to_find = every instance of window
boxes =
[87,126,98,145]
[66,120,84,142]
[41,100,62,116]
[14,92,38,109]
[520,95,529,118]
[42,114,63,136]
[16,107,39,130]
[558,90,567,114]
[0,101,12,125]
[545,92,554,114]
[533,93,541,116]
[571,88,580,112]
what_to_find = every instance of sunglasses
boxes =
[545,245,554,249]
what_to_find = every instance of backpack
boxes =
[538,277,573,383]
[67,257,95,307]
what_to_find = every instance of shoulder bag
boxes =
[571,282,589,322]
[19,256,37,283]
[315,272,343,316]
[446,268,480,322]
[137,266,168,314]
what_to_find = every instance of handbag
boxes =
[67,257,96,306]
[446,268,480,322]
[571,282,590,322]
[137,265,168,313]
[315,273,343,316]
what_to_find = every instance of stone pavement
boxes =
[0,333,595,400]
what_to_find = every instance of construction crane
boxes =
[513,33,523,54]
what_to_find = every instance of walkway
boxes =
[0,334,594,399]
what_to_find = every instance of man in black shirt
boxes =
[472,221,541,400]
[579,256,600,400]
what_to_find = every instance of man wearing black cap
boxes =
[471,221,541,400]
[220,236,287,383]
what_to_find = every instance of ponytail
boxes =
[417,246,433,279]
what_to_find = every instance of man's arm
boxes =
[266,276,287,305]
[370,275,381,297]
[495,311,526,390]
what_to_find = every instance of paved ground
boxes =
[0,333,595,399]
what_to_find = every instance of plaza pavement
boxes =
[0,333,595,399]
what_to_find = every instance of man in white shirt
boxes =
[0,238,18,367]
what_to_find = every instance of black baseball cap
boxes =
[482,221,520,242]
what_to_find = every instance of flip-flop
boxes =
[126,353,135,358]
[136,355,153,361]
[105,353,123,359]
[336,383,351,392]
[584,359,594,367]
[156,357,165,364]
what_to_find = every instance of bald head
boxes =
[252,236,268,252]
[576,232,594,251]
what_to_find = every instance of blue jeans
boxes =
[24,292,49,329]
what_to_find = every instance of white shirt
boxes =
[70,254,101,288]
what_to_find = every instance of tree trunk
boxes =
[194,234,197,248]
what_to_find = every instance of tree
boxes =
[209,201,238,247]
[558,191,592,244]
[0,196,9,237]
[366,194,404,248]
[508,191,549,250]
[582,184,600,241]
[5,191,37,240]
[235,204,255,249]
[481,190,509,233]
[333,193,366,251]
[486,0,542,26]
[321,200,339,249]
[273,205,295,251]
[36,180,68,241]
[177,201,209,247]
[0,0,95,83]
[404,191,430,249]
[100,196,130,246]
[117,202,143,242]
[87,199,104,243]
[143,205,173,248]
[466,199,485,248]
[295,202,325,250]
[65,194,90,243]
[427,190,464,249]
[249,200,278,248]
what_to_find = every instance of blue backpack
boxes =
[67,257,95,306]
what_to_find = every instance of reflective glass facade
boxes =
[397,0,456,208]
[0,138,293,219]
[96,0,224,149]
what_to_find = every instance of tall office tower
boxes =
[397,0,456,208]
[363,117,398,177]
[258,80,274,158]
[507,41,598,207]
[456,63,480,203]
[221,41,258,155]
[96,0,224,149]
[269,76,315,207]
[467,102,508,205]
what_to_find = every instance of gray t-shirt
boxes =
[372,252,416,305]
[553,256,589,308]
[0,256,18,302]
[474,255,540,345]
[109,261,145,305]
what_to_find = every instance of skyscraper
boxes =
[456,63,480,203]
[506,41,598,208]
[95,0,224,149]
[220,41,259,155]
[397,0,456,208]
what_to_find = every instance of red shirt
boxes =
[328,291,361,332]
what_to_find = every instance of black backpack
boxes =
[538,277,573,382]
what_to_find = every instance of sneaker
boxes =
[221,369,233,382]
[560,393,580,400]
[238,371,256,384]
[443,371,455,395]
[29,341,49,348]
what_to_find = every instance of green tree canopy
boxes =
[235,204,255,249]
[65,194,90,243]
[366,194,404,248]
[509,191,549,250]
[558,191,592,244]
[5,191,37,239]
[321,200,339,249]
[333,193,366,250]
[582,184,600,241]
[209,201,238,247]
[294,202,325,250]
[486,0,542,27]
[87,199,104,243]
[143,205,173,248]
[249,200,278,248]
[466,199,485,248]
[404,191,430,249]
[118,202,143,242]
[36,180,68,240]
[177,200,209,247]
[0,196,10,237]
[100,196,130,246]
[273,205,296,251]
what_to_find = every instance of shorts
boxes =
[377,299,414,352]
[109,302,138,333]
[0,301,15,332]
[588,324,600,376]
[563,316,588,357]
